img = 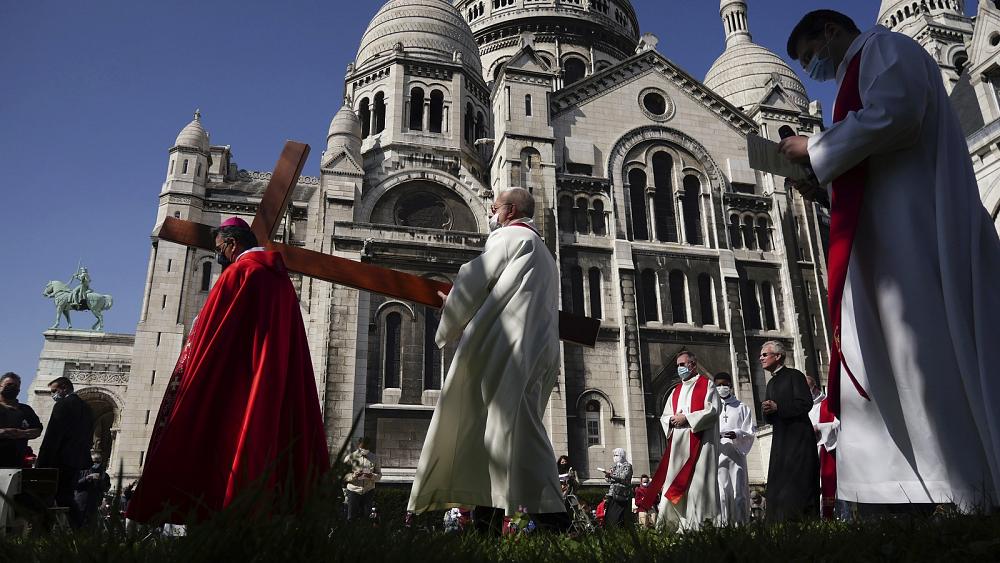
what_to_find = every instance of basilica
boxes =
[28,0,1000,486]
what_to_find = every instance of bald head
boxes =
[496,188,535,220]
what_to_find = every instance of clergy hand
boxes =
[786,177,822,201]
[762,400,777,415]
[778,135,811,164]
[436,291,449,306]
[670,413,688,428]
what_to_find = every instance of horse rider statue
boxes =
[43,265,113,331]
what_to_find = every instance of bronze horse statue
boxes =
[43,281,113,331]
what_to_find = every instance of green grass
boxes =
[2,482,999,563]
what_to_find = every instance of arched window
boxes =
[383,312,402,389]
[761,281,778,330]
[423,307,442,390]
[585,400,602,446]
[373,92,386,134]
[729,213,743,249]
[628,169,649,241]
[570,265,585,315]
[464,102,475,143]
[639,269,659,322]
[475,111,486,140]
[742,280,761,330]
[200,262,212,292]
[409,87,425,131]
[652,153,677,242]
[669,270,688,324]
[589,267,603,320]
[359,98,371,139]
[558,195,574,232]
[564,57,586,85]
[520,148,540,189]
[575,197,591,235]
[755,216,771,252]
[591,200,606,236]
[429,90,444,133]
[698,273,714,326]
[682,176,703,245]
[525,94,532,117]
[742,216,757,250]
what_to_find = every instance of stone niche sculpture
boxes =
[42,265,114,331]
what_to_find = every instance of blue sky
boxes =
[0,0,975,399]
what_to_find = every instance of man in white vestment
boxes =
[651,352,720,532]
[780,10,1000,510]
[714,372,755,525]
[407,188,569,532]
[807,375,839,519]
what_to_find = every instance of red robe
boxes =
[126,250,329,523]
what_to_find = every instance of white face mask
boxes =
[488,212,502,232]
[717,385,732,399]
[678,365,694,380]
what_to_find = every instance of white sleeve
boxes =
[435,233,511,346]
[735,404,756,456]
[808,33,930,185]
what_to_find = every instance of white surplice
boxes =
[808,392,839,454]
[407,219,565,515]
[717,396,755,525]
[656,375,721,531]
[808,25,1000,507]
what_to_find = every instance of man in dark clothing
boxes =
[0,373,43,468]
[75,453,111,527]
[37,377,94,528]
[760,340,819,522]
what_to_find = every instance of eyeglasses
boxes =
[760,352,777,358]
[214,240,232,254]
[490,203,511,214]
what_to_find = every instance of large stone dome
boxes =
[356,0,482,75]
[878,0,964,29]
[704,43,808,112]
[326,103,363,158]
[174,110,209,152]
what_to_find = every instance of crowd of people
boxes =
[0,373,111,529]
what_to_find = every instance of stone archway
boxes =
[75,387,122,469]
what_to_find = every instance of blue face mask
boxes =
[677,365,691,379]
[806,40,836,82]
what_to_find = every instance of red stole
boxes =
[826,49,872,417]
[645,376,710,506]
[818,399,837,519]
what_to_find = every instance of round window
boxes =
[643,92,667,115]
[991,33,1000,47]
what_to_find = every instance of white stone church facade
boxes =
[27,0,1000,487]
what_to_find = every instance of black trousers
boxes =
[345,489,375,521]
[473,506,571,535]
[54,467,84,529]
[603,497,632,528]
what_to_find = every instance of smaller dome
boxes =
[704,43,808,112]
[174,109,209,152]
[356,0,482,75]
[326,104,363,158]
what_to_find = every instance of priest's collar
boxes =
[836,25,884,85]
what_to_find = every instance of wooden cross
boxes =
[156,141,601,347]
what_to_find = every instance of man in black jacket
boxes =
[37,377,94,528]
[759,340,819,522]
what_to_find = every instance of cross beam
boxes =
[155,141,600,347]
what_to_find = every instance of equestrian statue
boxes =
[43,265,114,331]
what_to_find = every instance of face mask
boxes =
[806,39,836,82]
[0,388,18,400]
[613,454,623,464]
[677,365,692,380]
[52,391,65,402]
[216,251,232,268]
[641,480,649,487]
[717,385,732,399]
[488,212,502,232]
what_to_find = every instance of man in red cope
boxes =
[780,10,1000,513]
[126,217,329,523]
